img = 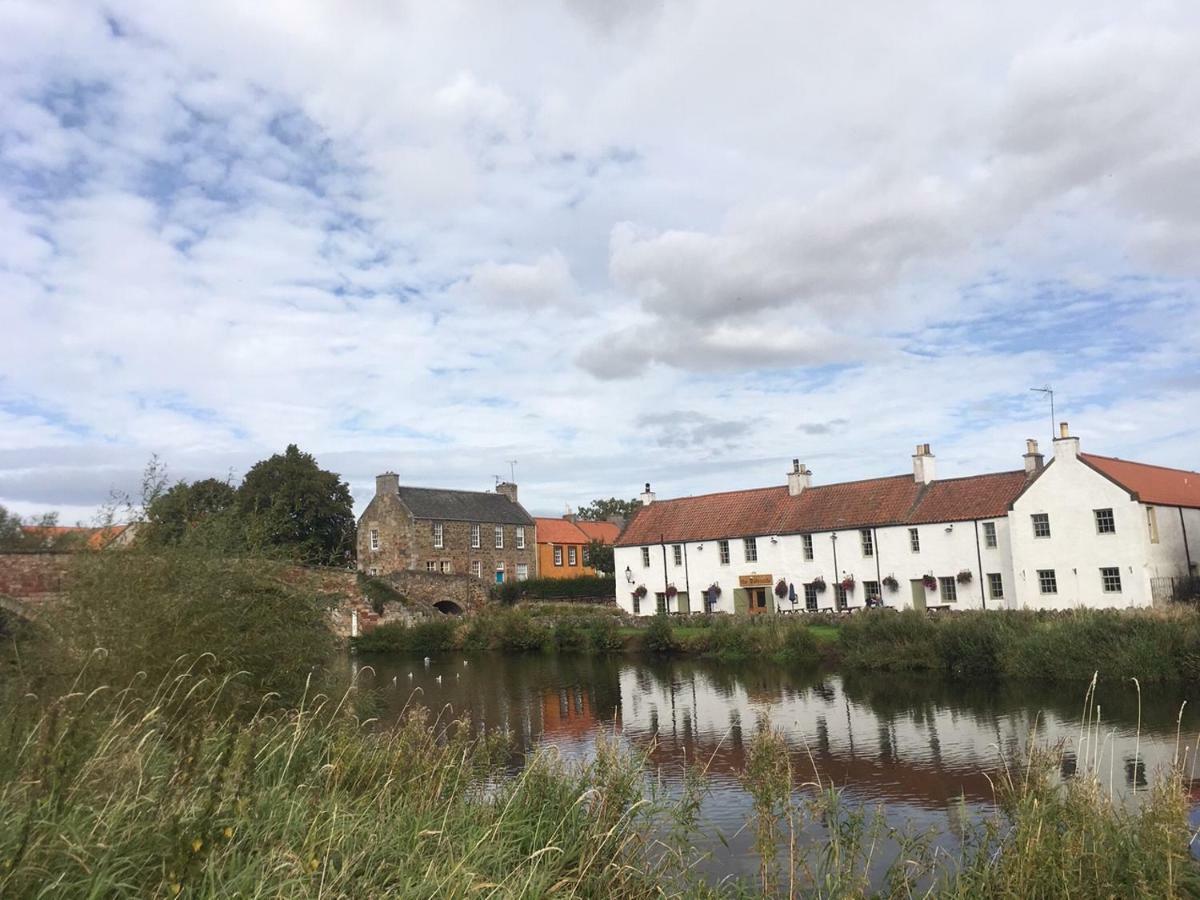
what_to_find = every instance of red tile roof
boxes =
[1081,454,1200,509]
[534,517,590,545]
[616,471,1028,546]
[575,520,621,544]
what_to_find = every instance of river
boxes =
[351,652,1200,887]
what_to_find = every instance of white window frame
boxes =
[471,524,481,549]
[718,539,730,565]
[554,546,563,566]
[1037,569,1057,594]
[641,546,650,567]
[1101,567,1122,593]
[744,537,757,563]
[988,572,1003,599]
[1032,513,1051,538]
[804,583,818,611]
[672,544,682,566]
[369,528,380,551]
[939,577,957,603]
[495,526,504,549]
[802,534,814,560]
[860,528,874,557]
[864,580,881,602]
[982,521,997,549]
[516,563,529,581]
[516,526,525,549]
[1094,509,1115,535]
[470,560,481,578]
[909,527,920,553]
[432,522,444,549]
[440,560,451,574]
[568,546,577,566]
[426,561,436,573]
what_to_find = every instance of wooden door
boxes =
[910,579,926,612]
[747,587,768,615]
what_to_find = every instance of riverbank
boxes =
[354,604,1200,683]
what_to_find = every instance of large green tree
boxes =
[576,497,640,522]
[237,445,355,565]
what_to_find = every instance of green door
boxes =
[910,579,926,612]
[676,591,690,615]
[733,588,749,615]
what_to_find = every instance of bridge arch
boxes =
[433,599,464,616]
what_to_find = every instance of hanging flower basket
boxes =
[811,576,827,593]
[632,584,648,600]
[840,576,856,592]
[882,575,900,592]
[922,574,937,590]
[956,569,973,585]
[665,583,678,598]
[774,578,788,599]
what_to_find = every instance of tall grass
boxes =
[0,664,680,899]
[354,607,624,656]
[841,608,1200,683]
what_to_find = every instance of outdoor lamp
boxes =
[624,566,633,584]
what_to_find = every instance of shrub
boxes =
[490,581,521,605]
[582,616,624,652]
[840,609,938,671]
[353,617,457,655]
[356,572,408,615]
[514,575,617,601]
[641,615,677,654]
[778,621,820,664]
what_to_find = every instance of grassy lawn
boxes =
[807,624,841,643]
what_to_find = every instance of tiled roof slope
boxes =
[534,517,590,544]
[616,471,1028,546]
[576,520,621,544]
[1082,454,1200,509]
[397,487,534,525]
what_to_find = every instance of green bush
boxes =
[514,575,616,601]
[489,580,521,605]
[640,615,677,654]
[353,617,458,655]
[582,616,624,652]
[778,621,820,664]
[840,609,939,671]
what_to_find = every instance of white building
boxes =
[614,425,1199,615]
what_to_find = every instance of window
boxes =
[673,544,682,566]
[367,566,378,576]
[641,546,651,567]
[802,534,814,560]
[1037,569,1057,594]
[860,529,874,557]
[909,527,920,553]
[516,527,526,549]
[495,526,504,549]
[1094,509,1115,534]
[864,580,881,603]
[554,547,563,566]
[471,524,481,548]
[804,583,818,611]
[568,546,577,566]
[583,546,590,564]
[1147,507,1159,544]
[440,560,451,574]
[516,563,529,581]
[632,592,641,614]
[988,572,1003,599]
[470,560,481,578]
[718,539,730,565]
[432,522,444,549]
[982,522,997,549]
[1032,513,1051,538]
[939,577,957,603]
[369,528,380,551]
[834,584,847,610]
[1101,567,1122,593]
[744,537,758,563]
[426,561,437,573]
[655,592,667,615]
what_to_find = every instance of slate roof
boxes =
[616,471,1029,547]
[1081,454,1200,509]
[396,487,534,525]
[534,517,590,545]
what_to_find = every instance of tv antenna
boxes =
[507,459,518,483]
[1029,385,1055,445]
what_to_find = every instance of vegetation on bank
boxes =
[490,574,617,604]
[839,607,1200,683]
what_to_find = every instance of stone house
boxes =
[357,473,537,583]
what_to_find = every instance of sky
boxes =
[1,0,1199,523]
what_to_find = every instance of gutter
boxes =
[973,519,986,610]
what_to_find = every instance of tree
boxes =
[585,539,615,576]
[144,478,238,547]
[0,504,23,549]
[576,497,640,522]
[237,445,355,566]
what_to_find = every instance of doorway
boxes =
[747,587,768,615]
[910,579,926,612]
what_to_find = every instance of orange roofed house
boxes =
[534,517,621,578]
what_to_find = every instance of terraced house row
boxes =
[615,424,1200,615]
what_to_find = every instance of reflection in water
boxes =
[351,652,1196,882]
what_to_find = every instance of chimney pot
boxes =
[639,483,656,506]
[1023,438,1045,476]
[912,443,936,484]
[1059,421,1069,438]
[787,460,812,496]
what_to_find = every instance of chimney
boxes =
[375,472,399,497]
[787,458,813,496]
[1052,421,1079,462]
[1023,438,1045,477]
[639,482,656,506]
[912,443,936,485]
[496,481,519,503]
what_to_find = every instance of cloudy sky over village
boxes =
[2,0,1199,522]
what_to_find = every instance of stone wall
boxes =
[381,568,489,613]
[0,552,70,599]
[408,519,536,583]
[357,491,415,575]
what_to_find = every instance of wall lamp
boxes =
[624,566,634,584]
